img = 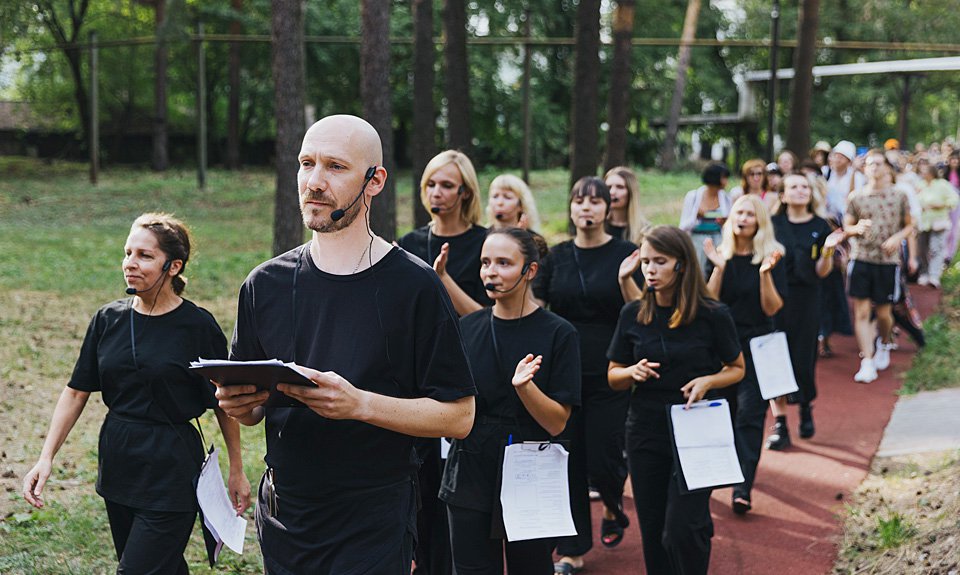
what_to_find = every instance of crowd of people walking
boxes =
[21,115,955,575]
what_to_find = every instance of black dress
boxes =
[534,237,639,556]
[772,213,832,404]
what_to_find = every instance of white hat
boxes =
[833,140,856,161]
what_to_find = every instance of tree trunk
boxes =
[151,0,168,171]
[36,1,92,147]
[604,0,635,172]
[786,0,820,158]
[569,0,602,187]
[411,0,435,228]
[443,0,470,152]
[226,0,242,170]
[271,0,306,256]
[660,0,701,171]
[361,0,396,241]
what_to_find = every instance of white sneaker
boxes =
[918,274,930,286]
[854,358,878,383]
[874,338,891,371]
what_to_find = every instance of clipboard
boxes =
[189,359,314,408]
[665,399,744,494]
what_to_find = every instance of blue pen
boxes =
[708,401,722,407]
[507,434,513,445]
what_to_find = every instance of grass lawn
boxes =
[0,157,697,573]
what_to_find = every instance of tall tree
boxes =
[149,0,169,171]
[361,0,396,241]
[569,0,601,186]
[271,0,306,256]
[443,0,470,152]
[34,0,93,146]
[412,0,435,228]
[786,0,820,157]
[604,0,635,171]
[659,0,701,171]
[226,0,242,170]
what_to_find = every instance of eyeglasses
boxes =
[748,171,764,177]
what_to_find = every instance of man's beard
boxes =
[301,194,361,233]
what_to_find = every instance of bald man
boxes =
[217,115,477,574]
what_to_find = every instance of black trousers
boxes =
[627,403,714,575]
[733,343,767,502]
[414,437,452,575]
[446,504,553,575]
[104,499,196,575]
[555,376,630,557]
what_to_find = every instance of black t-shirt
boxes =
[718,254,788,341]
[606,223,627,240]
[607,300,741,406]
[772,214,832,288]
[68,298,226,511]
[230,245,477,498]
[398,224,493,307]
[534,238,639,378]
[440,307,581,511]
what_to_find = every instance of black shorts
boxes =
[847,260,899,304]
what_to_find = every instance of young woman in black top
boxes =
[604,165,650,245]
[769,174,843,447]
[703,195,787,515]
[398,149,491,316]
[608,225,744,575]
[534,177,641,573]
[22,213,250,574]
[441,228,580,575]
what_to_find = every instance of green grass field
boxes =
[0,157,698,573]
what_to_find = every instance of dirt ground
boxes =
[833,449,960,574]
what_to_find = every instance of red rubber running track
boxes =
[565,286,939,574]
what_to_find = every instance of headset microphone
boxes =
[484,263,531,293]
[494,213,505,221]
[125,260,172,295]
[429,185,465,215]
[646,285,657,293]
[585,219,595,227]
[331,166,378,222]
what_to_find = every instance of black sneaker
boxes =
[799,404,815,439]
[765,420,791,450]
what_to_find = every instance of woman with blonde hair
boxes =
[604,166,650,244]
[703,194,787,515]
[397,149,487,573]
[487,174,542,233]
[399,149,489,316]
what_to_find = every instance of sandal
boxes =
[600,513,629,548]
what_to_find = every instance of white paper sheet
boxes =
[196,448,247,556]
[749,332,800,400]
[670,400,745,491]
[499,443,577,542]
[440,437,452,460]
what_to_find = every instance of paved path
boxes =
[563,286,940,574]
[876,386,960,457]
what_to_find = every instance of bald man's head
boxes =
[303,115,383,168]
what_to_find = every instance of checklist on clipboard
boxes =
[749,332,800,400]
[668,399,744,492]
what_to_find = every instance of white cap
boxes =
[833,140,856,162]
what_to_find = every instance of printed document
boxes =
[500,443,577,542]
[670,399,744,491]
[749,332,800,400]
[196,448,246,557]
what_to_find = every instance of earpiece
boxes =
[521,262,531,275]
[457,185,464,195]
[674,261,682,272]
[162,260,172,271]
